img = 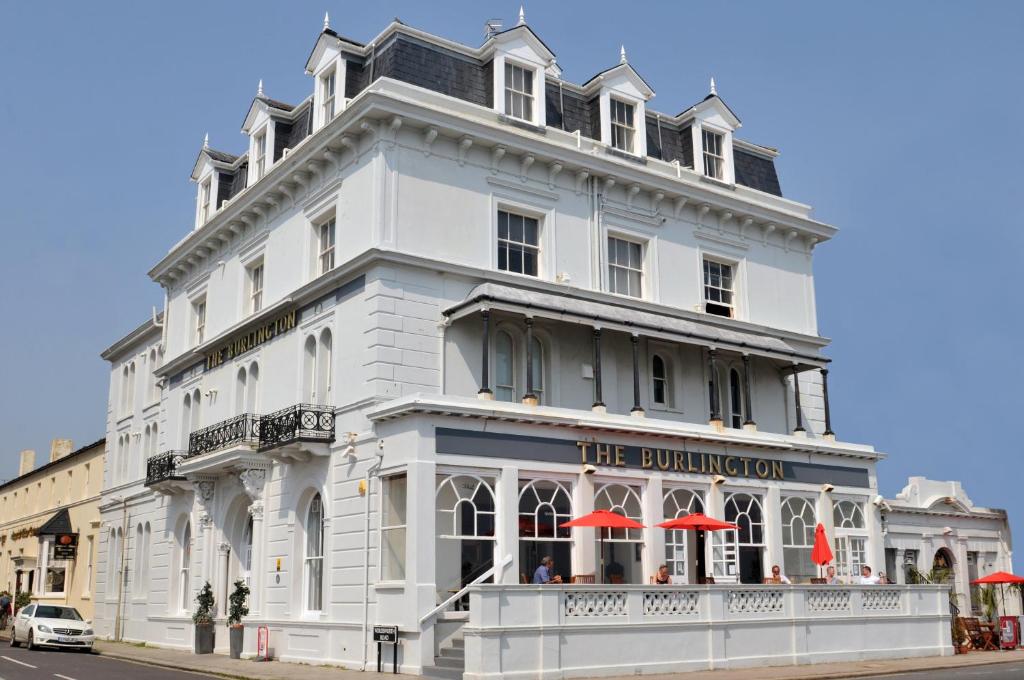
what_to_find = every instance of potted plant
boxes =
[13,591,31,617]
[192,581,216,654]
[227,579,250,659]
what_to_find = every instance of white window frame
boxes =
[727,365,745,429]
[496,208,541,277]
[702,128,725,180]
[304,493,325,614]
[248,261,264,314]
[318,218,336,275]
[320,68,337,125]
[702,256,737,318]
[380,474,408,582]
[253,128,268,180]
[609,97,636,154]
[494,329,517,402]
[198,177,212,225]
[663,487,704,582]
[192,297,207,346]
[780,496,817,582]
[503,60,535,123]
[179,522,192,613]
[833,499,868,584]
[650,351,673,410]
[607,235,644,298]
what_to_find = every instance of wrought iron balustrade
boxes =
[145,450,186,486]
[259,403,335,451]
[187,413,261,457]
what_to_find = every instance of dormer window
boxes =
[253,129,267,180]
[321,69,337,123]
[198,178,212,225]
[504,62,534,122]
[610,98,636,153]
[702,129,725,180]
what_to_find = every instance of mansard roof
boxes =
[190,146,242,181]
[678,92,741,128]
[581,62,656,100]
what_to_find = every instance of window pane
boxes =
[524,217,538,245]
[510,213,524,242]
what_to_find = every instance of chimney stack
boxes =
[18,450,35,476]
[50,439,73,463]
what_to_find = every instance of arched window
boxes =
[107,527,118,597]
[133,523,144,594]
[247,363,260,413]
[179,522,192,612]
[142,523,151,593]
[148,349,159,403]
[436,475,496,538]
[121,366,130,415]
[780,497,816,582]
[304,493,325,612]
[652,354,671,408]
[495,331,515,402]
[663,488,703,580]
[318,329,333,404]
[718,492,765,583]
[150,423,158,456]
[242,515,254,585]
[593,483,644,583]
[832,499,867,583]
[128,362,136,410]
[191,389,202,431]
[303,335,318,403]
[181,393,192,444]
[728,368,744,429]
[530,335,544,402]
[235,367,247,413]
[518,479,572,581]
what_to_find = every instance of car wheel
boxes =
[9,629,18,647]
[26,630,35,651]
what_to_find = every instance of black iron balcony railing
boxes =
[145,450,187,486]
[187,413,261,458]
[259,403,336,451]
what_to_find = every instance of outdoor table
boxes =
[979,622,1000,650]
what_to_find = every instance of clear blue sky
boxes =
[1,2,1022,532]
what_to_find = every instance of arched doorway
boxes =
[435,475,496,604]
[932,547,955,584]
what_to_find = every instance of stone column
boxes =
[496,466,519,584]
[405,460,437,671]
[216,542,230,617]
[643,475,665,582]
[571,472,596,579]
[478,310,493,399]
[193,477,217,606]
[239,465,269,615]
[705,481,725,581]
[630,335,644,417]
[764,486,783,579]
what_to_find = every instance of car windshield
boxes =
[34,606,83,621]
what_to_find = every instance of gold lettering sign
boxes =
[205,309,297,370]
[577,441,786,481]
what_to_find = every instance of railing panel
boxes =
[259,403,335,450]
[187,413,260,457]
[643,589,700,616]
[806,587,851,613]
[563,590,627,617]
[727,588,785,614]
[862,587,903,612]
[145,451,186,486]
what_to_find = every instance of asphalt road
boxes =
[845,662,1024,680]
[0,644,218,680]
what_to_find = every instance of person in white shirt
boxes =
[767,564,792,584]
[859,565,881,585]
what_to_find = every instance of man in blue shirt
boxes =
[532,556,562,584]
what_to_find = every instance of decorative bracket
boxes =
[673,196,688,218]
[422,127,438,156]
[652,191,665,215]
[547,162,563,189]
[574,170,590,195]
[626,183,641,209]
[490,145,506,174]
[519,154,535,182]
[458,136,474,165]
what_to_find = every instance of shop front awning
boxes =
[444,283,828,368]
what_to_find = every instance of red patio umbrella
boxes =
[561,510,645,583]
[811,523,834,578]
[656,513,738,584]
[971,572,1024,628]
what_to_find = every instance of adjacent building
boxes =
[91,11,1011,675]
[0,438,105,620]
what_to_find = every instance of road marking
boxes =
[54,674,78,680]
[0,655,36,668]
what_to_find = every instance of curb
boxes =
[94,647,267,680]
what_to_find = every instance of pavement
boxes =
[2,634,1024,680]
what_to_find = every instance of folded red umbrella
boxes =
[560,509,645,529]
[971,571,1024,585]
[811,523,833,566]
[656,512,737,532]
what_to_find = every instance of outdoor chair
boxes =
[570,574,595,584]
[810,578,827,584]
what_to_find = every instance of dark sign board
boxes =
[435,428,871,488]
[53,533,78,560]
[373,625,398,643]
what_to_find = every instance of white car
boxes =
[10,604,94,652]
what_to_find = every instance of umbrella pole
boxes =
[600,534,605,585]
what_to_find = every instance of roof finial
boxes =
[710,76,717,96]
[324,11,330,30]
[518,5,525,25]
[620,45,627,64]
[203,133,209,149]
[257,79,264,97]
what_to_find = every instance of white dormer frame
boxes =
[584,63,654,159]
[247,122,275,186]
[686,96,741,185]
[485,26,554,128]
[310,50,347,131]
[191,155,221,231]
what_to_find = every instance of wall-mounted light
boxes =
[821,483,834,493]
[582,464,597,475]
[712,475,726,485]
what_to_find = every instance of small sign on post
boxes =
[256,625,270,661]
[373,625,399,673]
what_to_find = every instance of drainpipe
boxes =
[113,500,128,641]
[360,440,385,670]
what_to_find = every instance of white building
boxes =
[93,12,1011,676]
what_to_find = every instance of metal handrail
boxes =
[419,554,513,625]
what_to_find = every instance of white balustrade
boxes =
[463,584,952,680]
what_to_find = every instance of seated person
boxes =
[764,564,791,584]
[826,565,841,585]
[653,564,671,584]
[605,558,625,583]
[532,556,562,584]
[877,571,889,584]
[859,565,881,585]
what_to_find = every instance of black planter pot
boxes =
[194,622,215,655]
[229,625,244,659]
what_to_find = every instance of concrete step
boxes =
[423,665,464,680]
[449,637,464,648]
[439,647,464,661]
[434,655,465,669]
